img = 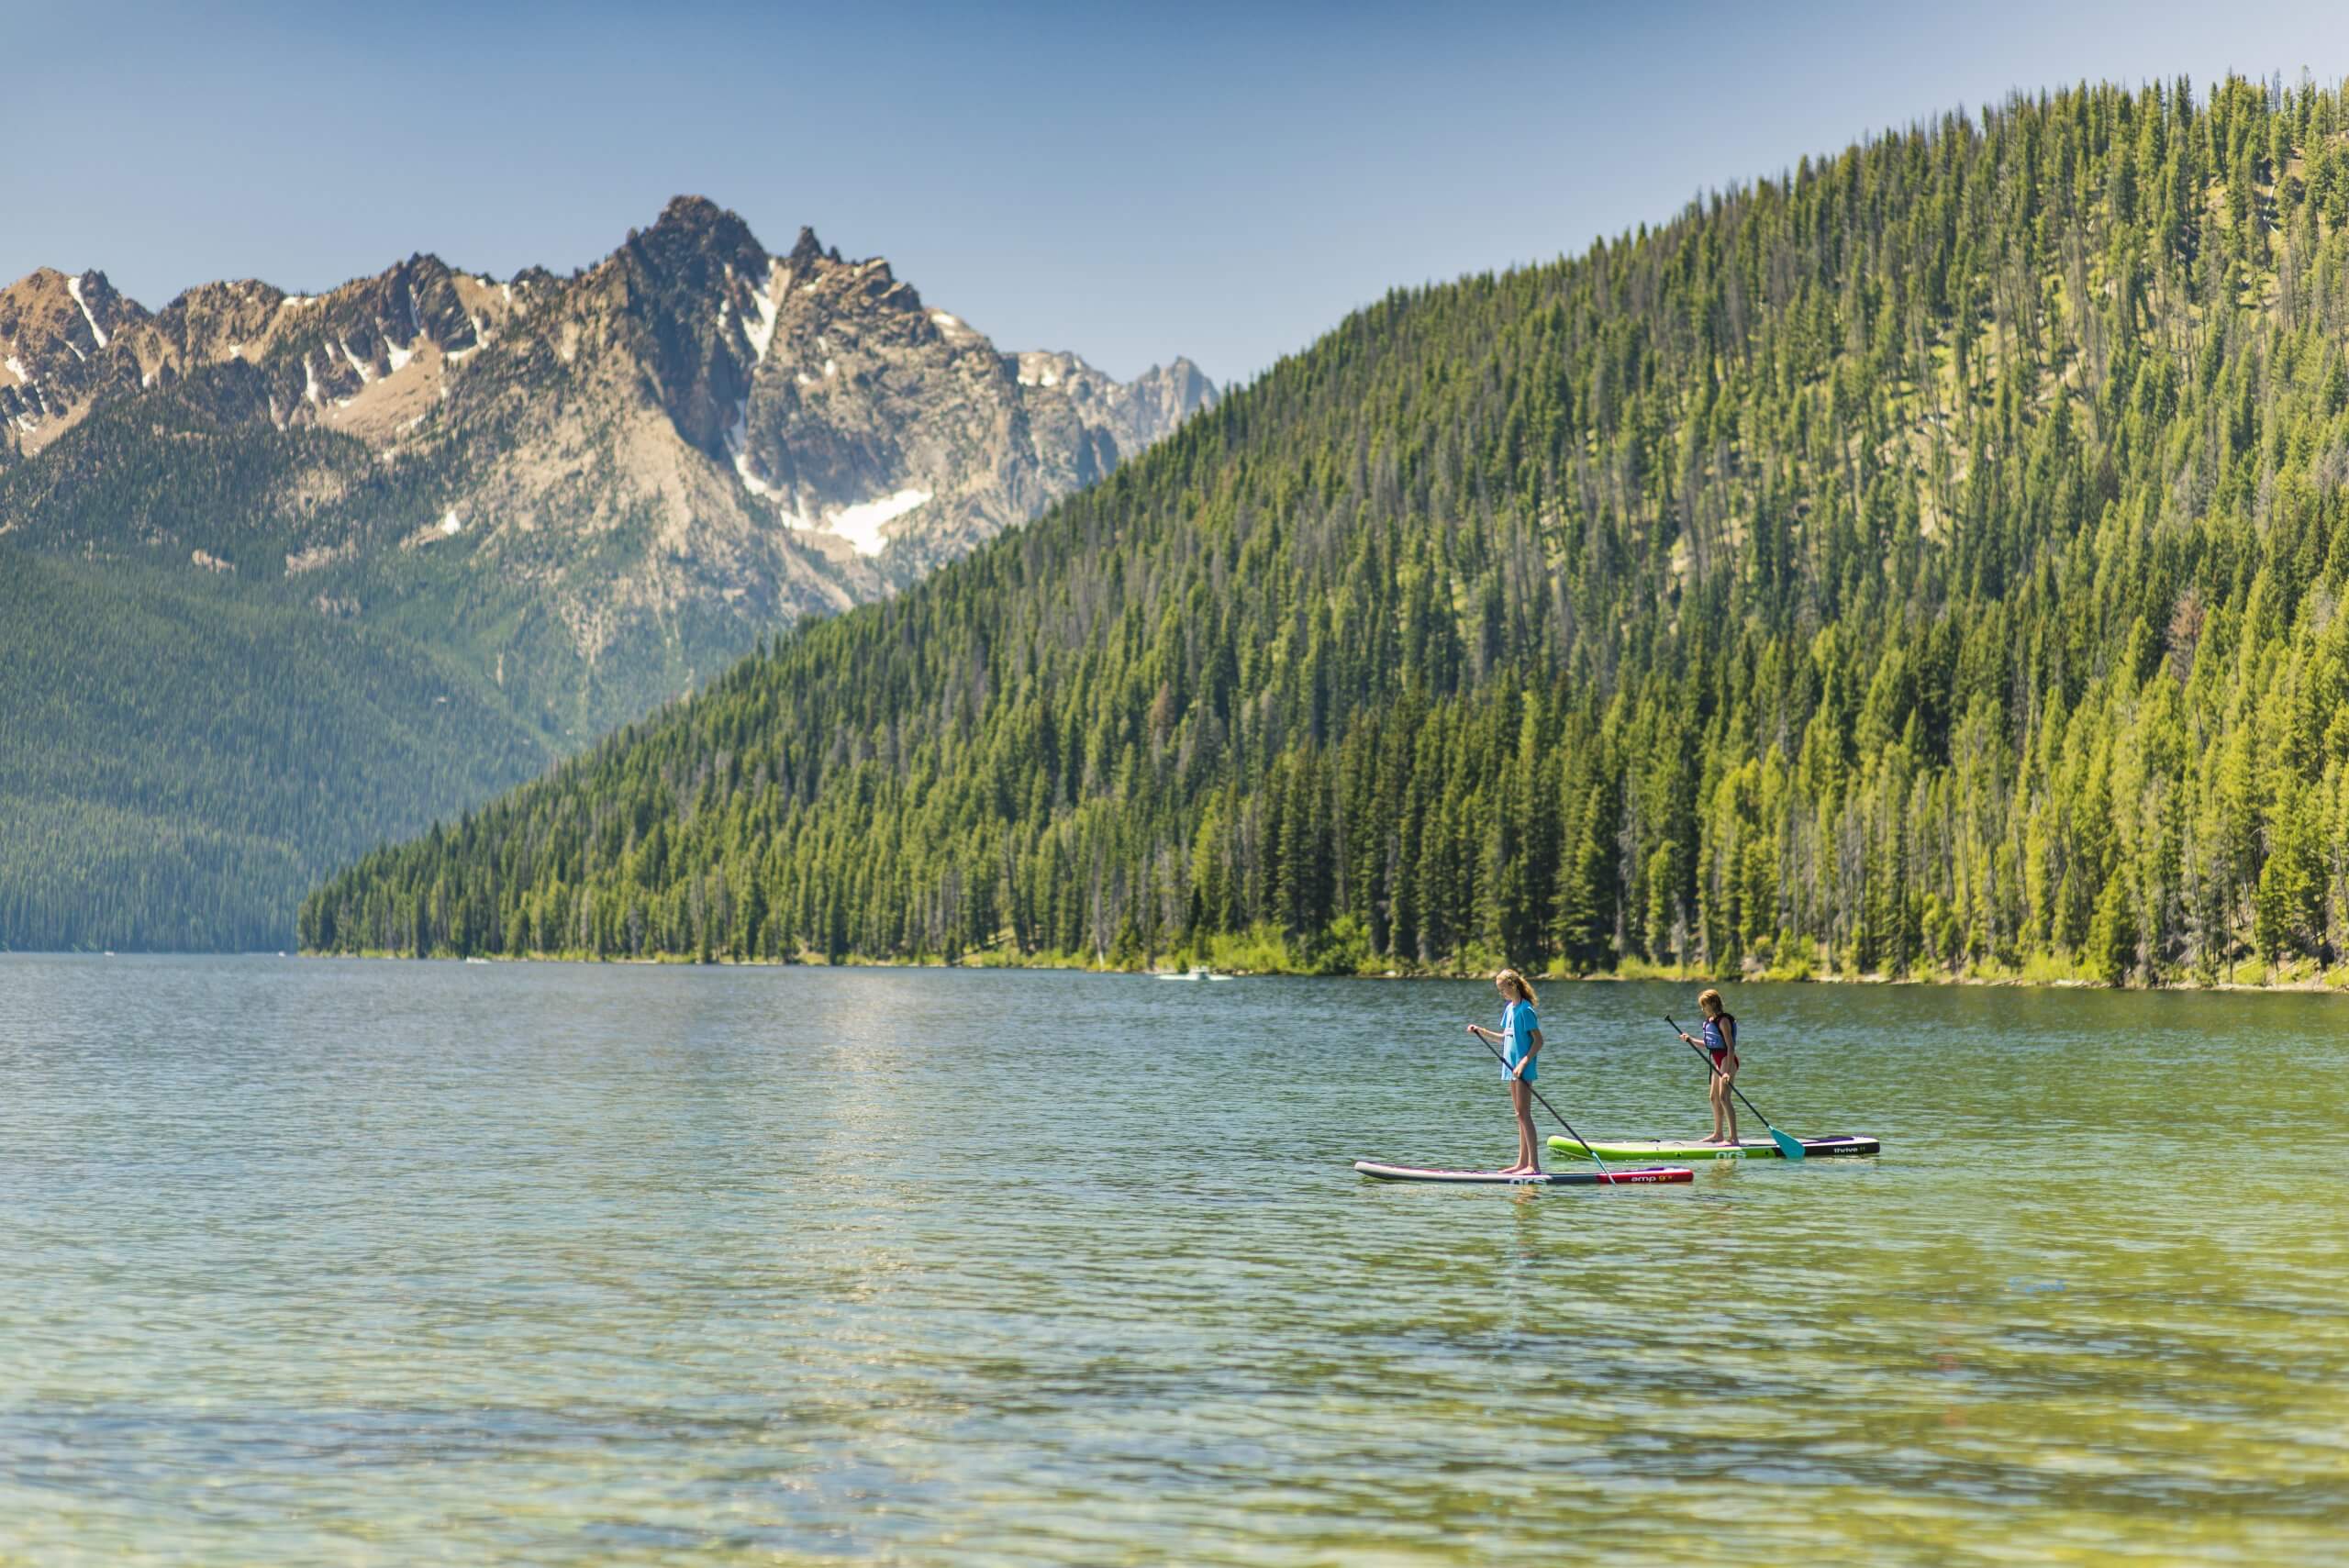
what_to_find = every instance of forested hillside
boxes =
[1,547,552,950]
[308,76,2349,985]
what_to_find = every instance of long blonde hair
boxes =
[1497,969,1539,1006]
[1698,987,1725,1018]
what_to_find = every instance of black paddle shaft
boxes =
[1465,1026,1614,1179]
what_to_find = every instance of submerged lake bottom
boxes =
[2,956,2344,1564]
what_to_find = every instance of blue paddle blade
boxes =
[1769,1127,1806,1160]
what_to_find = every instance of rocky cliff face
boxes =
[0,197,1213,716]
[0,268,149,444]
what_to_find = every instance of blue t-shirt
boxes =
[1501,999,1539,1080]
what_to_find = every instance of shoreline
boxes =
[272,947,2349,995]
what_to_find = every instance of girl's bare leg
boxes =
[1514,1081,1540,1173]
[1722,1069,1738,1144]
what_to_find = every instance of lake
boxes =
[2,956,2343,1563]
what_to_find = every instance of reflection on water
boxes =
[2,957,2344,1564]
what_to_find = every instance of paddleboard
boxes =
[1547,1133,1879,1161]
[1354,1161,1694,1185]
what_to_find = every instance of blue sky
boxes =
[6,0,2349,382]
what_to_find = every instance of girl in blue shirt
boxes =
[1467,969,1545,1174]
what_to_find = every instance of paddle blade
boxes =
[1769,1127,1806,1161]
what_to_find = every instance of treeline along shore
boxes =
[307,76,2349,990]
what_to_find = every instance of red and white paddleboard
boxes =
[1353,1160,1694,1186]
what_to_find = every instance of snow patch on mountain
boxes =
[745,261,784,363]
[825,488,930,556]
[67,275,108,348]
[723,400,777,497]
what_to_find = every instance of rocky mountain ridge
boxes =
[2,197,1212,597]
[0,197,1213,949]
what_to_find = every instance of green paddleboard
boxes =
[1549,1133,1880,1161]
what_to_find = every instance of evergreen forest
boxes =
[1,547,554,950]
[307,76,2349,986]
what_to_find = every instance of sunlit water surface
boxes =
[2,957,2344,1564]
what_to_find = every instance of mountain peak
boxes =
[0,265,150,439]
[788,226,829,267]
[621,195,766,304]
[632,196,764,272]
[655,194,733,232]
[2,265,114,312]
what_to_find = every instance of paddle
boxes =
[1665,1014,1805,1160]
[1464,1025,1618,1183]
